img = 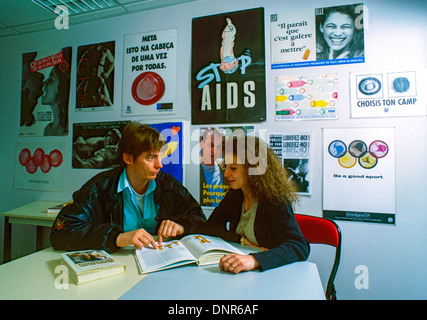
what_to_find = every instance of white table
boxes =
[120,261,325,300]
[2,200,62,262]
[0,245,325,300]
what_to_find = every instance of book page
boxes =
[135,240,196,273]
[181,235,244,260]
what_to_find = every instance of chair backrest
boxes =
[294,214,342,300]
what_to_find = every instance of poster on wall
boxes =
[323,128,396,224]
[275,73,338,120]
[14,141,66,191]
[122,29,177,116]
[191,8,266,124]
[269,132,311,194]
[199,126,253,207]
[76,41,115,111]
[350,68,426,118]
[270,3,365,69]
[72,121,129,169]
[73,120,185,184]
[20,47,72,136]
[143,121,185,184]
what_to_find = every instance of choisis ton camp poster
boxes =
[192,8,266,124]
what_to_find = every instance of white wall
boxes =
[0,0,426,299]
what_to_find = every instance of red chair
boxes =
[294,214,342,300]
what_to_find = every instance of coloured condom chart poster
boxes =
[275,74,338,120]
[270,3,365,69]
[192,8,266,124]
[350,68,426,118]
[20,47,72,136]
[122,29,177,116]
[15,141,66,191]
[323,128,395,224]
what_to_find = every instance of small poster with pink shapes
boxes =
[275,73,338,120]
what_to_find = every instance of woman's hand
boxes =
[157,220,184,245]
[220,254,260,274]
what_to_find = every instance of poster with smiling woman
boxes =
[271,3,365,69]
[19,47,72,136]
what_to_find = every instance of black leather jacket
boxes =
[197,189,310,271]
[50,166,206,252]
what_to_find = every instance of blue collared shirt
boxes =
[117,168,159,233]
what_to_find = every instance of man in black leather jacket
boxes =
[50,123,205,253]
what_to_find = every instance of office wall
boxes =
[0,0,426,299]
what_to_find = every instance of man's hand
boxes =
[116,229,158,249]
[157,220,184,245]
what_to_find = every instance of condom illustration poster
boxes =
[191,8,266,124]
[270,3,365,69]
[76,41,115,111]
[20,47,72,136]
[350,68,426,118]
[122,29,177,116]
[269,132,311,195]
[275,73,338,120]
[323,128,395,224]
[14,141,66,191]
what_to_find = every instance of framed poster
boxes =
[199,126,253,207]
[20,47,72,136]
[269,132,311,194]
[15,141,66,191]
[323,128,396,224]
[350,68,426,118]
[122,29,177,116]
[192,8,266,124]
[271,3,365,69]
[76,41,115,111]
[275,73,338,120]
[72,121,129,169]
[136,120,186,184]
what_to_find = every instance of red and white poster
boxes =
[20,47,72,136]
[122,29,177,116]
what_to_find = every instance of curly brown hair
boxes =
[225,135,299,205]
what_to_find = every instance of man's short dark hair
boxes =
[117,122,165,165]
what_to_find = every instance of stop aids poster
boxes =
[191,8,266,124]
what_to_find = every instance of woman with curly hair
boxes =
[198,135,310,273]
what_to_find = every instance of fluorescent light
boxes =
[31,0,119,16]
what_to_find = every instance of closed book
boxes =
[61,250,126,284]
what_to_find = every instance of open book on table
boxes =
[135,234,244,274]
